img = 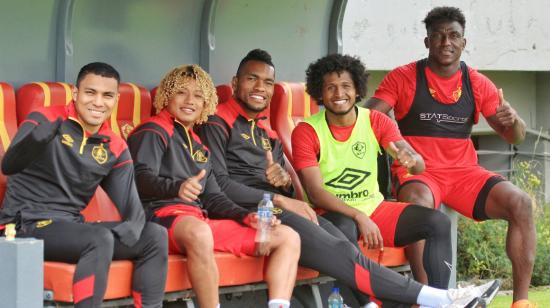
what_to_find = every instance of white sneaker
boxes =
[442,280,501,308]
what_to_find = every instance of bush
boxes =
[457,218,511,285]
[531,207,550,286]
[458,207,550,288]
[457,155,549,287]
[511,159,544,212]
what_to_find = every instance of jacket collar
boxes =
[226,97,270,121]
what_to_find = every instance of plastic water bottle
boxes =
[327,287,344,308]
[255,193,273,244]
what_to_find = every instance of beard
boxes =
[324,103,355,116]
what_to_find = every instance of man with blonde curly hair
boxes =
[127,64,300,308]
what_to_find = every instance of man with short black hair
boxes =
[366,6,535,307]
[0,62,168,308]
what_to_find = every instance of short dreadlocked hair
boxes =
[154,64,218,125]
[423,6,466,33]
[305,54,369,104]
[236,49,275,76]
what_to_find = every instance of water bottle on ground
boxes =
[255,193,273,245]
[327,287,344,308]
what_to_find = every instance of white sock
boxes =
[216,304,220,308]
[416,286,451,307]
[268,298,290,308]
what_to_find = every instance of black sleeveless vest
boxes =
[397,59,475,139]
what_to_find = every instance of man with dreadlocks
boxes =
[127,64,300,308]
[366,7,535,307]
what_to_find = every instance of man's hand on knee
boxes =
[273,194,319,225]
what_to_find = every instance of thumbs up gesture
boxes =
[495,88,518,127]
[388,141,416,169]
[178,169,206,203]
[265,150,292,190]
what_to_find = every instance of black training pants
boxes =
[278,210,423,307]
[20,221,168,308]
[323,204,452,288]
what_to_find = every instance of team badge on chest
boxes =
[92,144,108,164]
[261,137,272,151]
[352,141,366,159]
[121,123,134,140]
[194,150,208,163]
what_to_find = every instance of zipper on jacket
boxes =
[176,120,195,159]
[250,119,257,146]
[68,116,88,154]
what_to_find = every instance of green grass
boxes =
[489,289,550,307]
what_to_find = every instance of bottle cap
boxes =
[262,193,271,200]
[331,287,340,293]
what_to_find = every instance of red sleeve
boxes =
[369,109,403,148]
[291,122,321,171]
[372,62,417,120]
[468,67,500,121]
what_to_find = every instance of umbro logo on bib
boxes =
[325,168,370,190]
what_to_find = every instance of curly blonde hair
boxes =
[154,64,218,124]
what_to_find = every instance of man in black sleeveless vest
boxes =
[366,7,535,307]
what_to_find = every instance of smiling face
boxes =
[166,78,205,129]
[425,20,466,68]
[73,73,119,134]
[321,70,357,117]
[232,60,275,118]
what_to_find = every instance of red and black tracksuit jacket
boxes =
[195,98,293,208]
[0,104,144,245]
[127,109,251,222]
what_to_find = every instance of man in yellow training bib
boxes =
[293,54,463,306]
